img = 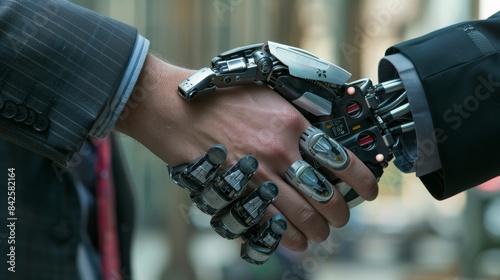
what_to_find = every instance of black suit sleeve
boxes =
[0,0,139,165]
[384,12,500,199]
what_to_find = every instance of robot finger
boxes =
[284,160,334,203]
[191,155,259,215]
[299,126,365,208]
[240,214,288,265]
[168,144,227,192]
[299,126,349,171]
[210,181,279,240]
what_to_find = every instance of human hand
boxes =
[115,53,379,252]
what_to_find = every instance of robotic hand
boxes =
[177,41,413,205]
[169,41,414,264]
[169,147,283,265]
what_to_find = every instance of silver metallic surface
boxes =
[178,67,215,100]
[300,126,349,170]
[241,214,287,265]
[189,160,216,183]
[191,155,258,215]
[168,144,227,192]
[171,41,422,265]
[216,208,248,237]
[285,160,334,203]
[211,182,278,240]
[267,41,351,85]
[292,92,332,116]
[226,57,247,72]
[380,79,405,94]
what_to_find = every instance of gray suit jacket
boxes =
[0,0,142,279]
[0,0,139,165]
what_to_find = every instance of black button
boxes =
[33,113,50,132]
[51,218,73,244]
[24,109,36,125]
[1,101,17,119]
[0,95,4,110]
[13,105,28,122]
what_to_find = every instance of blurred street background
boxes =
[70,0,500,279]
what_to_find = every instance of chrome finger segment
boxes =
[210,181,279,240]
[240,214,288,265]
[191,155,259,215]
[285,160,334,203]
[168,144,227,192]
[178,67,217,100]
[300,126,349,171]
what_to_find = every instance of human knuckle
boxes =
[322,198,342,215]
[296,206,318,228]
[257,137,288,158]
[283,108,305,128]
[284,230,308,252]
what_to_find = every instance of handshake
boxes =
[169,41,413,265]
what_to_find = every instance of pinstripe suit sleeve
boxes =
[0,0,150,165]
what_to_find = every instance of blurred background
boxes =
[71,0,500,279]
